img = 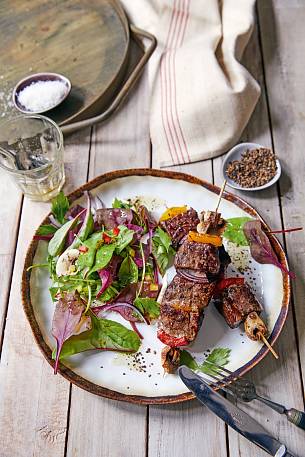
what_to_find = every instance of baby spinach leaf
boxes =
[118,256,138,285]
[57,314,141,359]
[152,227,175,275]
[70,193,94,249]
[88,244,116,276]
[51,191,70,225]
[36,224,58,236]
[115,225,135,253]
[134,297,160,320]
[48,216,80,257]
[223,217,252,246]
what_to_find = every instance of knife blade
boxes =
[178,366,295,457]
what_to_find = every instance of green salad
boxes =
[32,191,175,373]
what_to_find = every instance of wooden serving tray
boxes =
[0,0,156,133]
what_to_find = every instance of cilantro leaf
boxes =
[152,227,175,275]
[198,348,231,375]
[223,217,252,246]
[51,191,70,224]
[180,348,231,376]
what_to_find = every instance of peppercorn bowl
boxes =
[223,142,281,191]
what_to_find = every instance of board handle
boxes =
[61,26,157,135]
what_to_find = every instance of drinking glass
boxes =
[0,114,65,201]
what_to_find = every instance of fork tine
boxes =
[201,375,238,398]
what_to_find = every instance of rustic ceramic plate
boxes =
[22,169,290,404]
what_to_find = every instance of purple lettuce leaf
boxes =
[94,208,133,229]
[52,291,85,374]
[96,256,121,298]
[243,220,295,278]
[138,205,157,231]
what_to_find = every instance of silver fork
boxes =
[204,362,305,431]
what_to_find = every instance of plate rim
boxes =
[21,168,290,405]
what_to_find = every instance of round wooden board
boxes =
[0,0,129,124]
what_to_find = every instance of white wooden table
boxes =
[1,2,305,456]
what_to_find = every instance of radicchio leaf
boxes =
[243,220,295,278]
[52,291,85,374]
[95,208,133,229]
[126,223,144,240]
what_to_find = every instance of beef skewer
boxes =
[158,182,277,372]
[214,279,278,359]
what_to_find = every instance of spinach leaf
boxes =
[118,256,138,285]
[112,198,131,209]
[76,232,104,271]
[180,348,231,376]
[115,225,135,253]
[36,224,58,236]
[223,217,252,246]
[152,227,175,275]
[70,193,94,249]
[97,285,119,302]
[51,191,70,224]
[57,314,141,359]
[134,297,160,320]
[48,216,79,257]
[88,244,116,276]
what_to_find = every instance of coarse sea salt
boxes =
[17,80,67,112]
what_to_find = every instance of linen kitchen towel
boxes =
[121,0,260,166]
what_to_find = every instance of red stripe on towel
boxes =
[160,0,191,165]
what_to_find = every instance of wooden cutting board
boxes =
[0,0,130,125]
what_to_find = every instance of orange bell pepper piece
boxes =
[188,231,223,246]
[160,205,187,222]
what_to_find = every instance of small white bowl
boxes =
[223,142,281,191]
[13,72,71,114]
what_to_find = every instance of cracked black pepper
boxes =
[226,148,277,188]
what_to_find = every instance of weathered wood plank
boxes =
[213,18,305,457]
[66,71,150,457]
[148,158,227,457]
[258,0,305,391]
[0,174,22,344]
[0,129,91,457]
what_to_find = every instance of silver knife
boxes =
[178,366,295,457]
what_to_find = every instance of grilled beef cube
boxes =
[215,283,263,328]
[158,275,215,345]
[175,240,220,275]
[161,208,199,247]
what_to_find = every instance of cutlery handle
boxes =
[285,408,305,430]
[257,396,305,431]
[256,395,286,414]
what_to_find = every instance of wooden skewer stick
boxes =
[258,332,279,359]
[215,179,227,214]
